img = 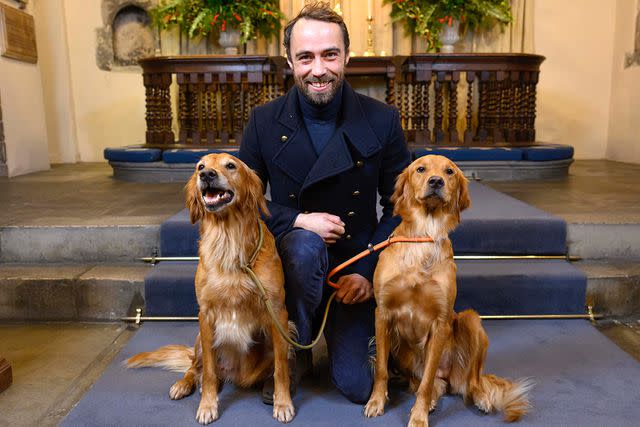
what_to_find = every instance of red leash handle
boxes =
[326,236,434,289]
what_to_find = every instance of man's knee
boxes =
[278,228,327,273]
[334,372,373,404]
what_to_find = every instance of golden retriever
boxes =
[364,155,532,426]
[126,153,295,424]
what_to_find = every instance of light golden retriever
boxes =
[126,153,295,424]
[364,155,532,426]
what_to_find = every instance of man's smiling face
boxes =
[287,18,349,106]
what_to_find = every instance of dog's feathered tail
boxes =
[124,345,194,373]
[475,375,534,422]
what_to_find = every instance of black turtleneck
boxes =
[297,83,343,156]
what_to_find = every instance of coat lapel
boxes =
[302,83,383,190]
[272,89,317,184]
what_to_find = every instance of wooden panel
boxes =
[0,357,12,393]
[0,4,37,63]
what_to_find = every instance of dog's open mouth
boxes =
[201,187,234,211]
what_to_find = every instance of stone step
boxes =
[579,260,640,317]
[0,225,159,263]
[0,263,150,321]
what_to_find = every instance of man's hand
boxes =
[335,274,374,304]
[294,212,345,245]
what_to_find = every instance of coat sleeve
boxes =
[239,109,301,238]
[351,108,410,281]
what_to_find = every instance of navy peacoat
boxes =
[239,82,410,281]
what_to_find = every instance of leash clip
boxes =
[367,243,375,254]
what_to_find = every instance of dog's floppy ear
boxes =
[244,166,270,217]
[391,168,410,218]
[456,170,471,212]
[185,173,205,224]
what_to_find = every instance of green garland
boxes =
[384,0,513,52]
[149,0,285,44]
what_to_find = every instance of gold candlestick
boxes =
[364,16,375,56]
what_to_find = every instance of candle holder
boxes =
[363,16,375,57]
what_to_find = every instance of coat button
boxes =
[347,211,356,217]
[345,234,352,240]
[356,160,364,167]
[352,190,360,197]
[289,193,296,200]
[281,135,288,142]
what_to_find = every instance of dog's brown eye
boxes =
[417,166,426,173]
[445,168,454,175]
[225,163,236,170]
[197,164,204,171]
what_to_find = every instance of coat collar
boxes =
[273,82,382,189]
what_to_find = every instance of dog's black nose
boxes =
[428,176,444,189]
[199,169,218,181]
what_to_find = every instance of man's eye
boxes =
[326,52,338,59]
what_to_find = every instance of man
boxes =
[239,2,410,404]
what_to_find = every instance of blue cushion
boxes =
[163,148,239,164]
[522,144,574,161]
[104,147,161,162]
[413,146,523,161]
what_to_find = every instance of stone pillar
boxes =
[0,91,7,177]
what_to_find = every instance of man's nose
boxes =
[311,57,326,77]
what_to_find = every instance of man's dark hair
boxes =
[283,1,350,60]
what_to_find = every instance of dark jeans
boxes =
[278,228,375,404]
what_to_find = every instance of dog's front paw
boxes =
[408,407,428,427]
[273,401,295,423]
[428,398,438,413]
[196,400,219,425]
[364,396,386,418]
[170,378,195,400]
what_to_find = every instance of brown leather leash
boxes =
[326,235,434,289]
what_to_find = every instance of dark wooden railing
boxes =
[139,53,544,148]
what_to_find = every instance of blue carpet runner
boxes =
[61,320,640,426]
[148,181,584,316]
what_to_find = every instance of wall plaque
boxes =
[0,3,37,63]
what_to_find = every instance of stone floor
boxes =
[0,160,639,426]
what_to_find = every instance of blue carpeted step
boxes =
[144,261,198,316]
[143,259,585,316]
[455,260,586,315]
[61,319,640,426]
[160,209,198,257]
[160,182,566,257]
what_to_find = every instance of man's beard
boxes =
[294,69,344,106]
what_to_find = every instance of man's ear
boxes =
[344,50,350,66]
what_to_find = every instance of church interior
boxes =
[1,0,639,426]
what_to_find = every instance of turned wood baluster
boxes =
[464,71,475,144]
[177,73,191,145]
[448,71,460,144]
[477,71,490,143]
[219,72,230,145]
[516,72,528,142]
[527,71,539,142]
[144,73,174,145]
[433,72,446,143]
[232,72,243,144]
[415,81,424,134]
[493,71,505,144]
[202,73,215,145]
[505,71,518,143]
[190,73,202,145]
